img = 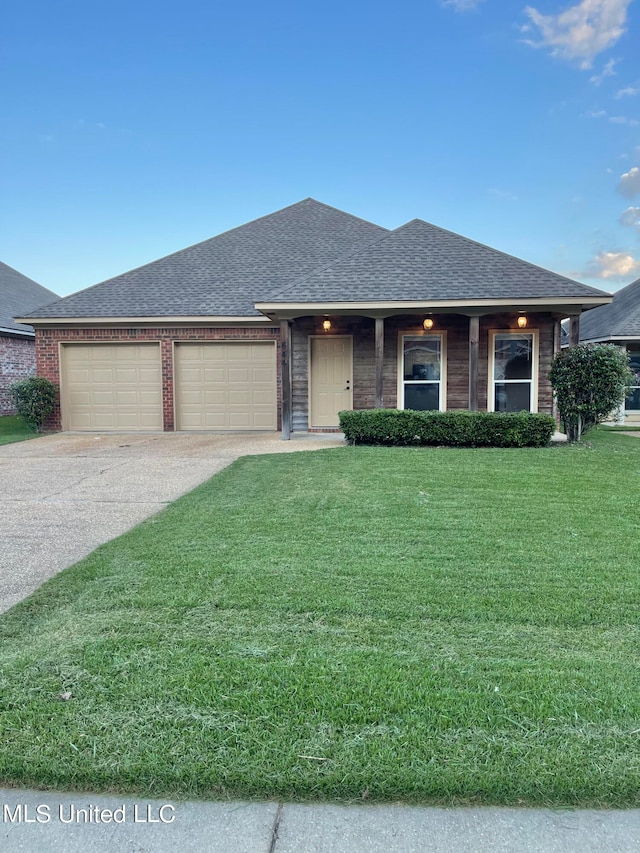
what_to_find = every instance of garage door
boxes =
[61,343,162,431]
[175,342,277,430]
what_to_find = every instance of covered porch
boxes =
[272,307,567,438]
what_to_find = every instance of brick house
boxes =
[0,262,58,415]
[18,199,611,436]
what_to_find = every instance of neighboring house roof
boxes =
[19,199,609,323]
[579,277,640,342]
[20,199,388,320]
[0,262,58,336]
[263,218,609,305]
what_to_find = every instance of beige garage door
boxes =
[175,342,277,430]
[61,343,163,431]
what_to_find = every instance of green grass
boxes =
[0,414,37,445]
[0,428,639,806]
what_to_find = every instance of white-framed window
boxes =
[399,333,446,411]
[489,331,538,413]
[626,348,640,411]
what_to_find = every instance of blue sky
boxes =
[2,0,639,297]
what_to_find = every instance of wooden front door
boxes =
[309,336,353,428]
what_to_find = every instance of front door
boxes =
[309,336,353,427]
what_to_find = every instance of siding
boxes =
[290,313,556,428]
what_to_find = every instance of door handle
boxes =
[345,380,351,391]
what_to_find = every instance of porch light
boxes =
[322,318,332,332]
[517,314,528,329]
[423,317,434,330]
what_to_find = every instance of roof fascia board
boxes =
[15,316,277,327]
[255,296,612,317]
[580,335,640,343]
[0,325,35,337]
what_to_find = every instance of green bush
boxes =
[549,344,633,442]
[9,377,57,432]
[338,409,556,448]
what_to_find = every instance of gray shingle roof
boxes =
[0,262,58,334]
[22,199,388,319]
[579,277,640,341]
[266,219,610,303]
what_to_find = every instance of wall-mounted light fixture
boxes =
[423,316,434,330]
[322,318,332,332]
[517,314,528,329]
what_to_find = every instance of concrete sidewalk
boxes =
[1,790,639,852]
[0,431,344,613]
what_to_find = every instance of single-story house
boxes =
[17,199,611,436]
[579,276,640,423]
[0,262,58,414]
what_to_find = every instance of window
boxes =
[401,334,444,410]
[626,349,640,411]
[490,332,537,412]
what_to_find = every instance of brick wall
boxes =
[0,334,36,414]
[35,325,281,431]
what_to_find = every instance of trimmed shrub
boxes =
[9,377,57,432]
[549,344,633,442]
[338,409,556,448]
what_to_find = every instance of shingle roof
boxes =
[0,262,58,334]
[266,219,610,303]
[21,199,388,319]
[579,277,640,341]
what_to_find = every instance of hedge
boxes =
[338,409,556,448]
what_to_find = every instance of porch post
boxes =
[552,319,561,423]
[375,317,384,408]
[280,320,292,440]
[468,315,479,411]
[569,315,580,346]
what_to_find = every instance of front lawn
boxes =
[0,429,638,806]
[0,414,37,445]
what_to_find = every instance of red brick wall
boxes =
[0,334,36,414]
[35,326,281,431]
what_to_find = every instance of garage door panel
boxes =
[203,368,226,382]
[175,342,276,431]
[94,391,116,405]
[62,343,162,432]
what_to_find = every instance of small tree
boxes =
[9,377,57,432]
[549,344,633,441]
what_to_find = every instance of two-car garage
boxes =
[60,341,277,432]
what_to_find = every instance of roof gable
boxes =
[22,199,388,320]
[266,219,610,304]
[0,262,58,334]
[580,277,640,341]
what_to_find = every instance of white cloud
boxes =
[616,84,640,98]
[618,166,640,197]
[619,207,640,232]
[489,188,518,201]
[523,0,631,69]
[586,251,640,279]
[609,115,639,126]
[584,109,638,126]
[442,0,483,9]
[590,57,618,84]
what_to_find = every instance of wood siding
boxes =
[291,313,556,429]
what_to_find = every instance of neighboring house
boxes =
[0,262,58,415]
[579,276,640,423]
[17,199,611,436]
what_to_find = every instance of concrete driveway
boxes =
[0,432,344,613]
